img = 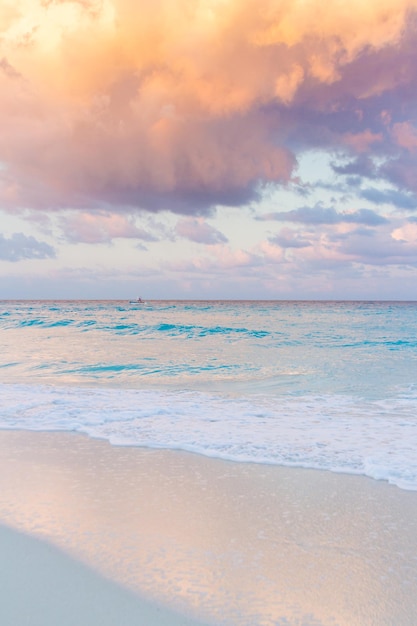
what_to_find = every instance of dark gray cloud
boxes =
[0,233,56,261]
[258,205,388,226]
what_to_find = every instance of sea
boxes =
[0,300,416,491]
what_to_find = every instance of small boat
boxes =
[129,297,146,304]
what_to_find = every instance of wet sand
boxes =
[0,522,207,626]
[0,430,416,625]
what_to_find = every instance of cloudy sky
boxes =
[1,0,417,299]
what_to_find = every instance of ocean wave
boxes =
[0,315,271,340]
[1,382,416,491]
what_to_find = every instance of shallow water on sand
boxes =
[0,431,417,626]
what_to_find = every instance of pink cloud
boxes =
[59,211,157,243]
[1,0,417,215]
[391,122,417,152]
[343,130,383,154]
[175,217,228,245]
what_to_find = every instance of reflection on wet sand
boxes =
[0,430,416,625]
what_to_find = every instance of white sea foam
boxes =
[1,382,417,490]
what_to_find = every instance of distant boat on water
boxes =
[129,297,146,304]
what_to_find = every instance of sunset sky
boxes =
[1,0,417,299]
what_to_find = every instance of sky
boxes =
[1,0,417,300]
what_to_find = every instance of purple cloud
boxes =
[331,156,378,180]
[0,233,55,261]
[59,212,159,244]
[175,218,228,245]
[360,188,417,210]
[259,205,388,225]
[269,228,312,249]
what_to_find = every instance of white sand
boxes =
[0,430,417,625]
[0,523,207,626]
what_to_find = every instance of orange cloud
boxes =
[1,0,417,214]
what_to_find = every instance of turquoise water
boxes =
[0,300,416,489]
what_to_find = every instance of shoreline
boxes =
[0,430,417,625]
[1,381,416,492]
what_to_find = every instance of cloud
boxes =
[343,130,383,153]
[175,217,228,245]
[166,245,261,273]
[1,0,417,214]
[327,226,377,242]
[0,57,21,79]
[338,230,417,265]
[298,223,417,267]
[331,156,378,179]
[259,204,388,225]
[391,222,417,243]
[391,122,417,152]
[59,211,158,243]
[359,187,417,210]
[269,228,311,249]
[0,233,55,261]
[379,153,417,195]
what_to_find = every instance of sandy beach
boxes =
[0,523,207,626]
[0,430,416,625]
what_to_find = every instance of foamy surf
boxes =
[1,382,416,490]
